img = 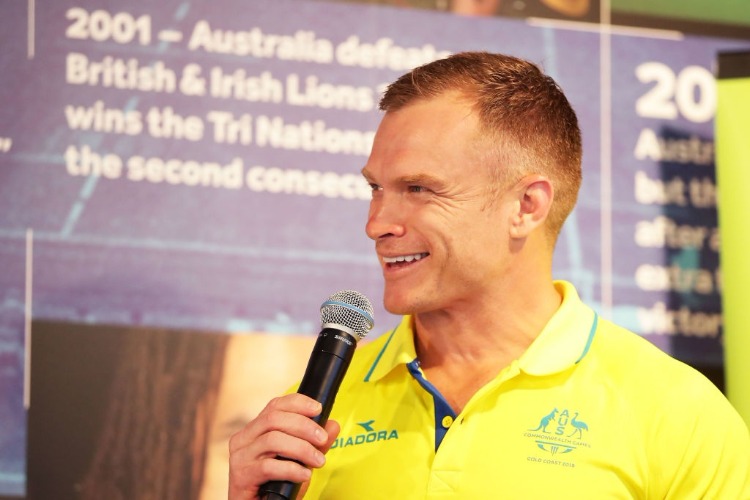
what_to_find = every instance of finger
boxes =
[228,436,318,499]
[253,430,327,468]
[231,445,314,485]
[296,420,340,499]
[229,459,311,500]
[230,401,328,453]
[264,393,323,418]
[319,420,341,453]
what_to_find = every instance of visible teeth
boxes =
[383,253,427,264]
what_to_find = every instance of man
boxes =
[229,52,750,498]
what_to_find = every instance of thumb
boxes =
[320,420,341,453]
[298,420,340,499]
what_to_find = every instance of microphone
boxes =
[258,290,374,500]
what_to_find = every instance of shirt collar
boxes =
[363,315,417,383]
[363,281,597,382]
[517,280,598,376]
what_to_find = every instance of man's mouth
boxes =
[382,253,429,267]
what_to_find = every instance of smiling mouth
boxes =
[382,253,429,267]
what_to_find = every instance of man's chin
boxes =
[382,289,429,316]
[383,300,411,316]
[382,292,413,316]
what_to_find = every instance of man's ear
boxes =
[509,175,553,239]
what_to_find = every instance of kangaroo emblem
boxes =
[530,408,558,432]
[567,412,589,439]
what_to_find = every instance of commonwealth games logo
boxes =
[524,408,591,461]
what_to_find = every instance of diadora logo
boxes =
[524,408,591,466]
[357,419,375,432]
[330,419,399,450]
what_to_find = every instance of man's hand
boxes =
[228,393,340,499]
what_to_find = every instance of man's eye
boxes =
[408,185,426,193]
[369,183,381,191]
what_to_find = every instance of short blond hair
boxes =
[380,51,582,242]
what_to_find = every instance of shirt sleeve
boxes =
[648,373,750,499]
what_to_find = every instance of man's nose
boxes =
[365,194,406,240]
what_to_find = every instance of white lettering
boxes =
[335,35,450,70]
[634,127,713,165]
[66,52,176,92]
[286,74,374,112]
[634,216,710,249]
[638,302,722,338]
[126,155,243,189]
[187,21,333,63]
[245,166,370,200]
[634,171,687,206]
[254,115,374,155]
[635,263,714,295]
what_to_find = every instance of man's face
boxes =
[363,94,516,316]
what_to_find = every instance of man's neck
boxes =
[411,275,562,413]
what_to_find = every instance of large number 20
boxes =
[635,62,715,123]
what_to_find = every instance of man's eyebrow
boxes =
[399,173,443,186]
[360,169,446,188]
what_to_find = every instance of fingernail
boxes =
[315,451,326,467]
[315,427,325,443]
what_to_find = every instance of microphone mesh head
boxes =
[320,290,375,340]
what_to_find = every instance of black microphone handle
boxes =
[258,328,357,500]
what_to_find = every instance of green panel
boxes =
[611,0,750,26]
[716,70,750,427]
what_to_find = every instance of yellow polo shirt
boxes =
[304,281,750,499]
